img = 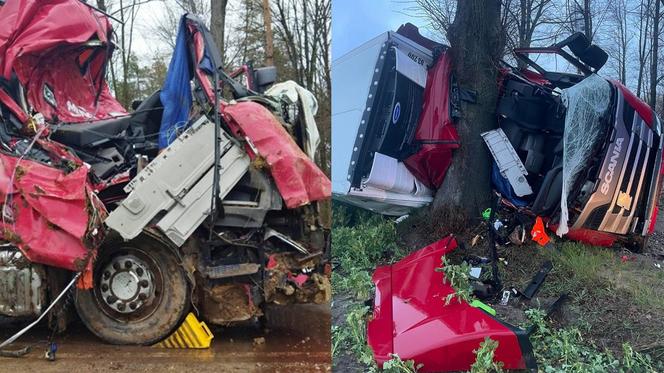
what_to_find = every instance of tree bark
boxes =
[637,0,652,97]
[432,0,503,219]
[211,0,229,66]
[583,0,593,41]
[650,0,660,108]
[262,0,275,66]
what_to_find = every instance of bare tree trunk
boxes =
[262,0,274,66]
[583,0,593,41]
[637,0,652,97]
[433,0,503,219]
[211,0,229,65]
[619,1,627,83]
[650,0,660,108]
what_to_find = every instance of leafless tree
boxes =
[272,0,330,94]
[649,0,661,108]
[637,0,653,96]
[605,0,631,83]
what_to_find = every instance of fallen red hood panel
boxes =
[367,237,536,371]
[0,150,105,272]
[223,101,331,209]
[403,52,460,189]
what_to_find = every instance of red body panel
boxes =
[0,151,105,272]
[368,237,531,371]
[0,0,126,123]
[563,228,618,247]
[222,101,331,208]
[520,68,550,86]
[403,52,459,189]
[20,48,126,123]
[0,0,110,276]
[611,80,654,127]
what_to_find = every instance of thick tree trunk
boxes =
[211,0,229,66]
[432,0,503,220]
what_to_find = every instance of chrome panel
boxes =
[0,248,46,317]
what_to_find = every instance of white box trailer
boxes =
[332,31,436,215]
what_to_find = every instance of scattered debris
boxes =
[499,290,511,306]
[531,217,550,246]
[44,342,57,361]
[518,261,553,300]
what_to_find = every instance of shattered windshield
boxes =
[557,73,612,236]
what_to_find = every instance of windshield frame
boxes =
[513,47,591,76]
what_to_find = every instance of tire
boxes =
[628,235,649,253]
[75,234,190,345]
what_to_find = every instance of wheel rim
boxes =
[93,246,164,322]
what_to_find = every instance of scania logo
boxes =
[600,137,624,194]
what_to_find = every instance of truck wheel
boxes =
[628,235,648,253]
[75,234,190,345]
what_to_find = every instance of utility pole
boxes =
[262,0,274,66]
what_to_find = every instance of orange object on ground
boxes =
[531,217,550,246]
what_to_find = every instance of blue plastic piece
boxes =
[491,162,528,207]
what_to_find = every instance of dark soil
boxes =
[331,294,367,373]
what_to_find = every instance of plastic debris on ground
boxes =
[531,216,550,246]
[154,313,214,349]
[500,290,511,306]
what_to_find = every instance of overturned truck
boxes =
[332,24,663,250]
[0,0,330,345]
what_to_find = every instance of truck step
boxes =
[205,263,261,279]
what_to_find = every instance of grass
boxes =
[526,308,662,372]
[332,202,420,372]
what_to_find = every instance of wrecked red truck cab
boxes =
[0,0,330,347]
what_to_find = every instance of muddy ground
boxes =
[0,304,331,372]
